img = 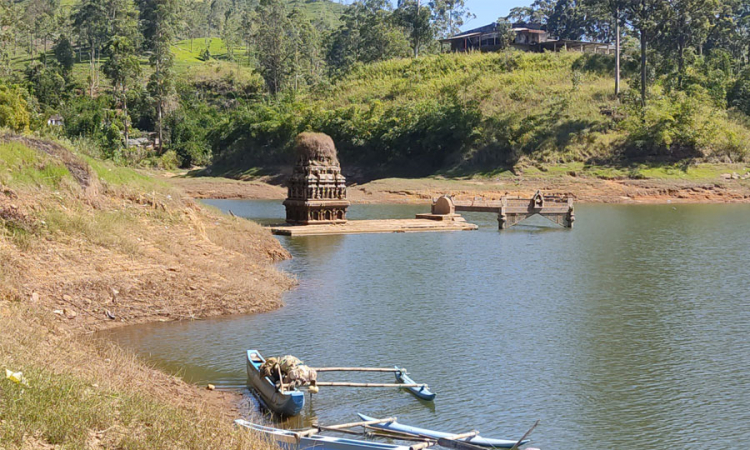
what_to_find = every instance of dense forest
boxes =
[2,0,750,176]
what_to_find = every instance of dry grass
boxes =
[0,305,277,450]
[0,135,294,449]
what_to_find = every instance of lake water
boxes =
[103,200,750,449]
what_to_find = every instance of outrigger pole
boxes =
[303,417,483,450]
[312,367,406,373]
[314,382,426,388]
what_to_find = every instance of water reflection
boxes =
[103,201,750,449]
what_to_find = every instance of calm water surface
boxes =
[103,201,750,449]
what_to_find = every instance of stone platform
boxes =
[270,218,478,236]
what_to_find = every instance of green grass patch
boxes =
[0,369,111,447]
[0,142,72,189]
[84,156,167,190]
[42,206,142,255]
[633,163,748,180]
[0,363,255,449]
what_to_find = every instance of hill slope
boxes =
[210,51,750,178]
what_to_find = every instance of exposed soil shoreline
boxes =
[1,136,296,448]
[168,174,750,205]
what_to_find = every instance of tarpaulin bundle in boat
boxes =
[259,355,317,388]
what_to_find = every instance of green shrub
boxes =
[0,84,31,132]
[728,69,750,116]
[571,53,615,76]
[622,92,750,162]
[158,150,180,169]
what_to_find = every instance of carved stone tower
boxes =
[283,132,349,224]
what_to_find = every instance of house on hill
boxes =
[441,22,614,55]
[47,114,64,127]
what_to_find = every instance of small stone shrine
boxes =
[283,132,349,224]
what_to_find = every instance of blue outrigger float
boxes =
[357,415,531,449]
[235,415,538,450]
[395,368,436,401]
[235,420,412,450]
[246,350,305,417]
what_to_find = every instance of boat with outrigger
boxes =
[246,350,306,416]
[235,414,540,450]
[246,350,435,417]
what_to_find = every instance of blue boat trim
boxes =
[394,367,436,401]
[357,414,530,449]
[246,350,305,417]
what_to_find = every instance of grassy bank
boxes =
[0,133,293,448]
[208,51,750,179]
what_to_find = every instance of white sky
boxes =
[460,0,533,31]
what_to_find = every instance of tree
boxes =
[139,0,179,152]
[729,68,750,115]
[208,0,230,38]
[21,0,59,56]
[619,0,669,106]
[240,7,257,65]
[255,0,292,94]
[53,35,75,78]
[221,10,242,63]
[547,0,592,39]
[0,84,31,132]
[25,60,66,108]
[103,35,141,147]
[492,19,515,49]
[73,0,109,97]
[656,0,720,87]
[0,0,15,77]
[184,0,210,53]
[703,0,749,67]
[584,0,624,95]
[395,0,434,57]
[430,0,474,38]
[287,9,323,90]
[506,0,556,24]
[326,0,410,76]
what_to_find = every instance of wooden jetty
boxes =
[440,191,574,229]
[270,218,477,236]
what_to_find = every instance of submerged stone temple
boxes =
[283,132,349,224]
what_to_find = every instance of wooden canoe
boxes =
[246,350,305,417]
[394,368,436,401]
[357,415,529,449]
[235,420,412,450]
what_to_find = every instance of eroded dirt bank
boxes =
[0,135,293,448]
[170,173,750,204]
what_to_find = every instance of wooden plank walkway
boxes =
[437,192,574,229]
[270,219,478,236]
[452,199,503,212]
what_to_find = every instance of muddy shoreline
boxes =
[168,174,750,205]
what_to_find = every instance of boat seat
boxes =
[250,353,263,362]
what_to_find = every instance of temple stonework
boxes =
[283,132,349,224]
